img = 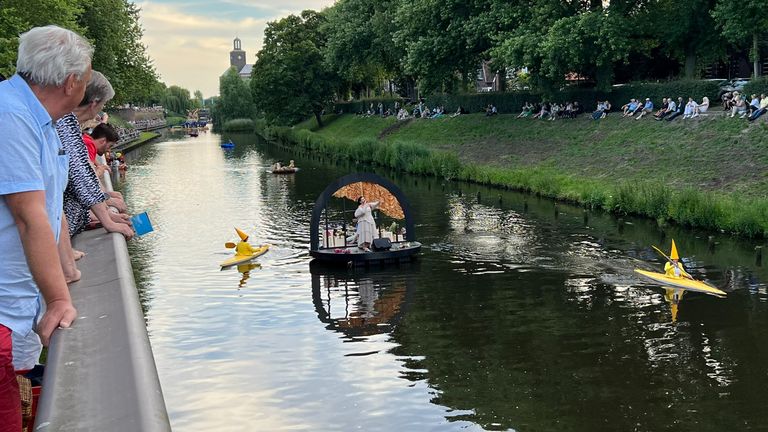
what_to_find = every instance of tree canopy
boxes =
[239,0,764,126]
[0,0,192,108]
[249,11,337,127]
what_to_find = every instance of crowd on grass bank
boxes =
[0,26,137,432]
[352,92,768,123]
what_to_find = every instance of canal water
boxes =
[117,131,768,431]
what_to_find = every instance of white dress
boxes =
[354,203,377,247]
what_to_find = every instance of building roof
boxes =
[239,64,253,77]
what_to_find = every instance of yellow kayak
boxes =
[220,244,270,268]
[634,269,726,296]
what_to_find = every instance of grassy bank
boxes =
[259,113,768,237]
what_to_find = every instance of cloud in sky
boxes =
[136,0,335,98]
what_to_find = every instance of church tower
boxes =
[229,37,246,73]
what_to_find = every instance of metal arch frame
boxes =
[310,172,417,252]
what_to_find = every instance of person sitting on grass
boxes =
[485,104,498,116]
[532,102,549,119]
[665,97,684,121]
[563,102,573,118]
[655,97,675,120]
[730,94,748,118]
[517,102,533,118]
[748,94,761,116]
[721,91,734,111]
[622,99,638,117]
[550,102,561,120]
[591,100,609,120]
[635,98,654,119]
[693,96,709,116]
[652,97,668,119]
[748,94,768,122]
[450,106,467,118]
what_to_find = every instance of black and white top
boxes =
[56,113,109,236]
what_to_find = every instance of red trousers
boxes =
[0,325,21,432]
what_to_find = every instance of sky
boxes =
[136,0,336,98]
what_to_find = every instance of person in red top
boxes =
[82,132,97,162]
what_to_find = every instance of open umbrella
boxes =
[332,182,405,219]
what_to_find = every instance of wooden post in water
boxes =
[756,246,763,266]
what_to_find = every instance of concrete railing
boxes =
[34,167,171,431]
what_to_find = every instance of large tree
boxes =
[393,0,500,94]
[218,67,255,123]
[323,0,405,99]
[77,0,159,104]
[712,0,768,78]
[0,0,84,77]
[250,10,337,126]
[492,0,638,90]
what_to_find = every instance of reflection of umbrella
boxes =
[332,182,404,219]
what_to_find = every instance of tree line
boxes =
[0,0,200,113]
[217,0,767,127]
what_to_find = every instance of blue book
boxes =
[130,212,154,236]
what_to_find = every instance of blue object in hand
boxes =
[130,212,154,236]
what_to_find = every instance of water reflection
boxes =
[311,266,417,340]
[235,263,261,288]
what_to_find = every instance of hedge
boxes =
[223,118,255,132]
[333,80,722,115]
[743,77,768,97]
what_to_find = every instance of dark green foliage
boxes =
[250,11,337,127]
[744,78,768,96]
[222,118,255,132]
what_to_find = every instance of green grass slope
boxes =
[276,112,768,236]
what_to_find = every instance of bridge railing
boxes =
[34,164,171,432]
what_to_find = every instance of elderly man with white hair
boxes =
[0,25,92,431]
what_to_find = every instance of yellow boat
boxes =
[634,269,726,296]
[220,244,270,268]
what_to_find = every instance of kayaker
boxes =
[234,227,259,256]
[663,239,692,279]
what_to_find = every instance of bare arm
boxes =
[6,191,77,346]
[91,202,134,239]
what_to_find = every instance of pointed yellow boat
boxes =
[634,269,726,296]
[220,244,270,269]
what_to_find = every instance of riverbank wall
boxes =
[34,169,170,431]
[257,112,768,237]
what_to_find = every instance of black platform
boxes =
[310,241,421,266]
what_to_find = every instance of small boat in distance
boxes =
[221,140,235,149]
[271,160,299,174]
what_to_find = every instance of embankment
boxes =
[258,112,768,237]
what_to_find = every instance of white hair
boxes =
[16,25,93,87]
[80,71,115,107]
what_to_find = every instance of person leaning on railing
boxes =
[0,25,92,432]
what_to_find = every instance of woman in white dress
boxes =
[354,196,379,251]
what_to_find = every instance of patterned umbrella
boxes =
[332,182,405,220]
